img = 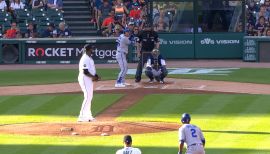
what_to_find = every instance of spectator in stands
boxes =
[53,22,72,38]
[101,10,115,36]
[266,28,270,36]
[92,0,102,26]
[31,0,45,9]
[0,0,7,11]
[97,0,112,30]
[111,24,122,37]
[24,22,37,38]
[129,6,141,20]
[3,21,21,38]
[10,0,25,10]
[256,5,269,22]
[255,16,267,36]
[127,21,134,31]
[133,25,139,37]
[114,0,129,18]
[41,22,55,38]
[153,8,170,32]
[47,0,63,10]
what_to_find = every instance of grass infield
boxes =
[0,94,270,154]
[1,68,270,86]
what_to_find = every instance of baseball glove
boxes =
[92,74,101,81]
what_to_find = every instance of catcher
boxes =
[145,49,167,83]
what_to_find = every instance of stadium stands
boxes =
[246,0,270,36]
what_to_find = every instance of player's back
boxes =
[116,147,141,154]
[179,124,205,146]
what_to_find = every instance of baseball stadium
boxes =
[1,0,270,154]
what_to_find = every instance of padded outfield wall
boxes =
[0,35,244,64]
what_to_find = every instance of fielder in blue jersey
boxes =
[115,28,133,88]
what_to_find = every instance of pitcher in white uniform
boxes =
[178,113,205,154]
[116,135,142,154]
[77,44,100,122]
[115,28,133,88]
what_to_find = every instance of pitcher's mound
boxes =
[0,121,179,136]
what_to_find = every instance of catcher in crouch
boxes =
[145,49,168,83]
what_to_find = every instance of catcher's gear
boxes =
[181,113,191,123]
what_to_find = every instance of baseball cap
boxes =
[123,135,132,144]
[84,44,95,51]
[128,21,134,25]
[123,28,130,33]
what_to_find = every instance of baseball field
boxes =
[0,62,270,154]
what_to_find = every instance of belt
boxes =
[117,51,126,54]
[188,143,202,148]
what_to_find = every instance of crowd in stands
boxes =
[0,0,71,38]
[91,0,176,37]
[246,0,270,36]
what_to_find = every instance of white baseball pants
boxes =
[116,52,128,83]
[78,74,94,120]
[186,144,205,154]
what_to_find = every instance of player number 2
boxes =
[190,129,197,137]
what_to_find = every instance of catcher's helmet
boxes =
[181,113,191,123]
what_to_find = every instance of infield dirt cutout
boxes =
[0,78,270,136]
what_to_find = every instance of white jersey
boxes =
[0,1,7,10]
[117,34,131,54]
[79,53,96,76]
[179,124,205,147]
[116,147,142,154]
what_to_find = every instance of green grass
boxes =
[1,68,270,86]
[117,94,270,153]
[0,68,122,86]
[0,94,270,153]
[0,93,123,125]
[170,68,270,84]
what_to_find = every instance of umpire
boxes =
[135,22,160,83]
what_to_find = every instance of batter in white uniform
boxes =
[78,44,100,122]
[115,28,132,88]
[116,135,142,154]
[178,113,205,154]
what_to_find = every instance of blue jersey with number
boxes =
[179,124,205,146]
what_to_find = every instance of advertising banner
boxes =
[159,34,194,59]
[24,43,117,64]
[195,33,244,58]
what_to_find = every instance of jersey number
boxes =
[190,129,197,137]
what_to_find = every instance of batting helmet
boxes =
[123,28,131,33]
[181,113,191,123]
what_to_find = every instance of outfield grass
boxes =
[0,94,270,154]
[0,93,123,125]
[1,68,270,86]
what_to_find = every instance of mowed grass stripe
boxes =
[222,97,270,150]
[0,94,123,124]
[0,96,32,113]
[28,95,77,115]
[1,96,55,115]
